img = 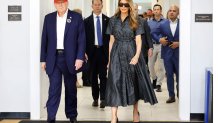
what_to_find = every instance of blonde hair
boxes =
[115,0,138,31]
[73,9,82,15]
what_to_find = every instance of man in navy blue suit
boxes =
[159,5,180,103]
[40,0,86,122]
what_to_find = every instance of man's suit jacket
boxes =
[159,19,179,59]
[141,18,153,54]
[40,10,86,75]
[84,13,110,62]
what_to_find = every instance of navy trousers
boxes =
[46,52,77,121]
[163,52,179,97]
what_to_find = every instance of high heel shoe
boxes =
[133,112,140,123]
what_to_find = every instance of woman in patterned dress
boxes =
[105,0,158,123]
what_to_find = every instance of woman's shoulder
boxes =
[108,15,119,26]
[109,15,119,21]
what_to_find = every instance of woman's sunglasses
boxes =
[118,3,130,8]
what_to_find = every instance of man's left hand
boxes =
[169,42,179,49]
[75,59,83,70]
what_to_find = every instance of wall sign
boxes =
[8,6,22,12]
[8,5,22,21]
[195,14,213,22]
[8,14,22,21]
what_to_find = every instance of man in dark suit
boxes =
[134,3,153,66]
[84,0,109,108]
[159,5,180,103]
[40,0,86,122]
[141,15,153,66]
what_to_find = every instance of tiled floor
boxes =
[0,74,179,123]
[40,73,179,121]
[0,120,21,123]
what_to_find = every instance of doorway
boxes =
[30,0,191,121]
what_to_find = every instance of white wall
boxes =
[179,0,191,120]
[83,0,93,18]
[190,0,213,113]
[0,0,30,112]
[108,0,117,17]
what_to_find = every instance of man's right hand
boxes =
[160,37,168,46]
[41,62,46,71]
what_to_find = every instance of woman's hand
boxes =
[107,60,110,69]
[130,55,139,65]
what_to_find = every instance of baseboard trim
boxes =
[0,112,204,121]
[190,113,204,121]
[0,112,30,119]
[20,121,204,123]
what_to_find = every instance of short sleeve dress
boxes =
[105,15,158,107]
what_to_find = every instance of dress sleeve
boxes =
[135,18,145,36]
[106,17,115,35]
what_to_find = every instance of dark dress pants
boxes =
[163,53,179,97]
[82,61,91,86]
[90,47,107,101]
[46,52,77,122]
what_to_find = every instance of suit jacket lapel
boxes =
[90,14,95,43]
[166,20,174,38]
[102,14,108,45]
[174,19,179,39]
[64,10,72,39]
[102,14,107,36]
[53,12,57,46]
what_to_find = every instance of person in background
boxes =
[84,0,110,108]
[134,3,153,66]
[159,5,180,103]
[148,4,166,92]
[105,0,157,122]
[143,11,148,20]
[73,8,82,15]
[40,0,86,122]
[146,9,153,21]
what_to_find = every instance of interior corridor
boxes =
[40,73,179,121]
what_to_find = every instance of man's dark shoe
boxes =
[156,85,162,92]
[100,100,105,108]
[47,120,55,123]
[92,100,98,107]
[70,117,77,123]
[152,79,157,89]
[166,97,176,103]
[177,91,179,99]
[83,81,91,86]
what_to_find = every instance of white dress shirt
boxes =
[93,13,103,45]
[169,18,178,37]
[56,10,68,49]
